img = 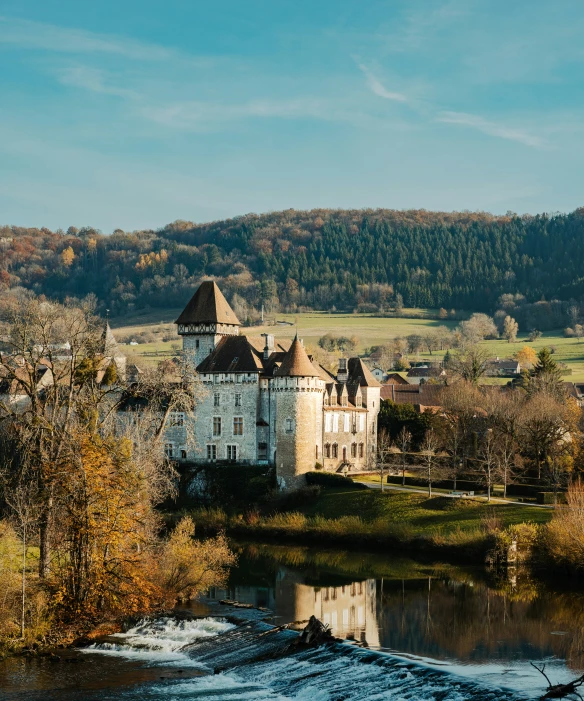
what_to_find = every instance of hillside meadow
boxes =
[113,310,584,380]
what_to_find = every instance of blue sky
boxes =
[1,0,583,231]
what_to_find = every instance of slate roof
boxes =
[176,280,241,326]
[197,335,264,373]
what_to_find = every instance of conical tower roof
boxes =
[100,321,123,358]
[277,336,320,377]
[175,280,241,326]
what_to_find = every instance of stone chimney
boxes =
[262,333,275,360]
[337,357,348,382]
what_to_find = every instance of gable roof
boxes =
[175,280,241,326]
[196,335,263,374]
[277,336,321,377]
[347,358,381,387]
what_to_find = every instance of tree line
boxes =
[376,349,581,503]
[2,207,584,324]
[0,298,233,649]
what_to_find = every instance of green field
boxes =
[113,309,584,379]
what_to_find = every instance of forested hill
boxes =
[2,207,584,325]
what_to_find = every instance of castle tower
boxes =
[273,336,325,491]
[175,280,240,368]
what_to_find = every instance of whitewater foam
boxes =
[83,616,235,665]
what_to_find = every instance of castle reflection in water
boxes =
[208,567,380,647]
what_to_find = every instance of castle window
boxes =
[235,392,242,407]
[207,444,217,461]
[332,443,338,458]
[351,443,357,458]
[236,374,242,383]
[213,417,222,436]
[315,445,319,460]
[359,414,365,431]
[356,394,362,407]
[195,340,199,349]
[285,418,294,433]
[168,411,184,427]
[214,392,220,407]
[331,394,337,406]
[324,395,329,406]
[181,449,187,459]
[343,413,350,432]
[226,445,237,461]
[325,414,332,432]
[325,443,331,458]
[332,414,339,432]
[258,442,268,459]
[341,395,348,407]
[233,417,244,436]
[359,443,364,458]
[164,443,174,458]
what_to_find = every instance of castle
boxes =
[168,280,381,490]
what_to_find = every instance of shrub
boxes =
[544,483,584,570]
[305,471,360,489]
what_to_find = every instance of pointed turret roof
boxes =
[277,336,320,377]
[100,321,124,359]
[175,281,240,326]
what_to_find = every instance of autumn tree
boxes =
[514,345,537,368]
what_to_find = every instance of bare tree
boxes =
[503,316,518,343]
[475,429,502,502]
[396,426,412,486]
[451,345,489,384]
[420,429,441,497]
[373,429,394,492]
[1,461,41,638]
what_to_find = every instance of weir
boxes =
[83,611,530,701]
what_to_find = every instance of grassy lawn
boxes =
[297,487,552,537]
[111,308,584,379]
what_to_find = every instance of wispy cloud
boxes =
[0,16,171,60]
[143,97,361,130]
[57,65,140,99]
[357,63,408,102]
[437,111,542,148]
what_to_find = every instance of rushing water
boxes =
[1,542,584,700]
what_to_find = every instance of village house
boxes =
[485,357,521,377]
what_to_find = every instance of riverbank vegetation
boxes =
[0,298,233,655]
[187,486,552,561]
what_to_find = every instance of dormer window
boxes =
[341,395,348,407]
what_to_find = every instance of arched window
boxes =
[315,445,319,460]
[325,443,331,458]
[332,443,338,458]
[351,443,357,458]
[359,443,364,458]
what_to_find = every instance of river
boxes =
[1,541,583,700]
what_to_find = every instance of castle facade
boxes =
[168,281,381,490]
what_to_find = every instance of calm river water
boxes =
[1,541,583,701]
